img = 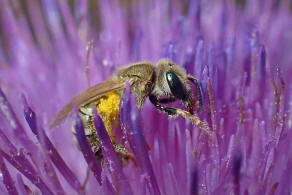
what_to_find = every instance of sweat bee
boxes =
[49,59,210,165]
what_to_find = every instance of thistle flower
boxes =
[0,0,292,194]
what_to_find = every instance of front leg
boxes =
[149,95,178,116]
[149,97,211,135]
[157,97,177,104]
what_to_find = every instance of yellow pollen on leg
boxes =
[96,92,121,141]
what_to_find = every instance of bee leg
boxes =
[93,145,105,167]
[188,77,203,111]
[114,143,138,167]
[157,97,177,104]
[149,95,178,116]
[158,97,196,115]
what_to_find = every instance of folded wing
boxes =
[48,78,129,129]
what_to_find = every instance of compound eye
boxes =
[166,72,186,100]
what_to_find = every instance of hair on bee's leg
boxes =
[149,95,178,116]
[188,76,203,111]
[176,109,212,136]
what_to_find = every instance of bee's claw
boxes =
[120,152,138,167]
[144,136,151,151]
[114,143,138,167]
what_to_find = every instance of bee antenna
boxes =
[188,76,203,111]
[85,40,94,88]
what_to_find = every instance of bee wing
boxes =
[48,78,129,129]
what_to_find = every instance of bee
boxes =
[49,59,210,165]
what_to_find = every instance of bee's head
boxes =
[153,59,202,114]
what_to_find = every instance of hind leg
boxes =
[114,143,137,167]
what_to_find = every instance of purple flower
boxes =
[0,0,292,194]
